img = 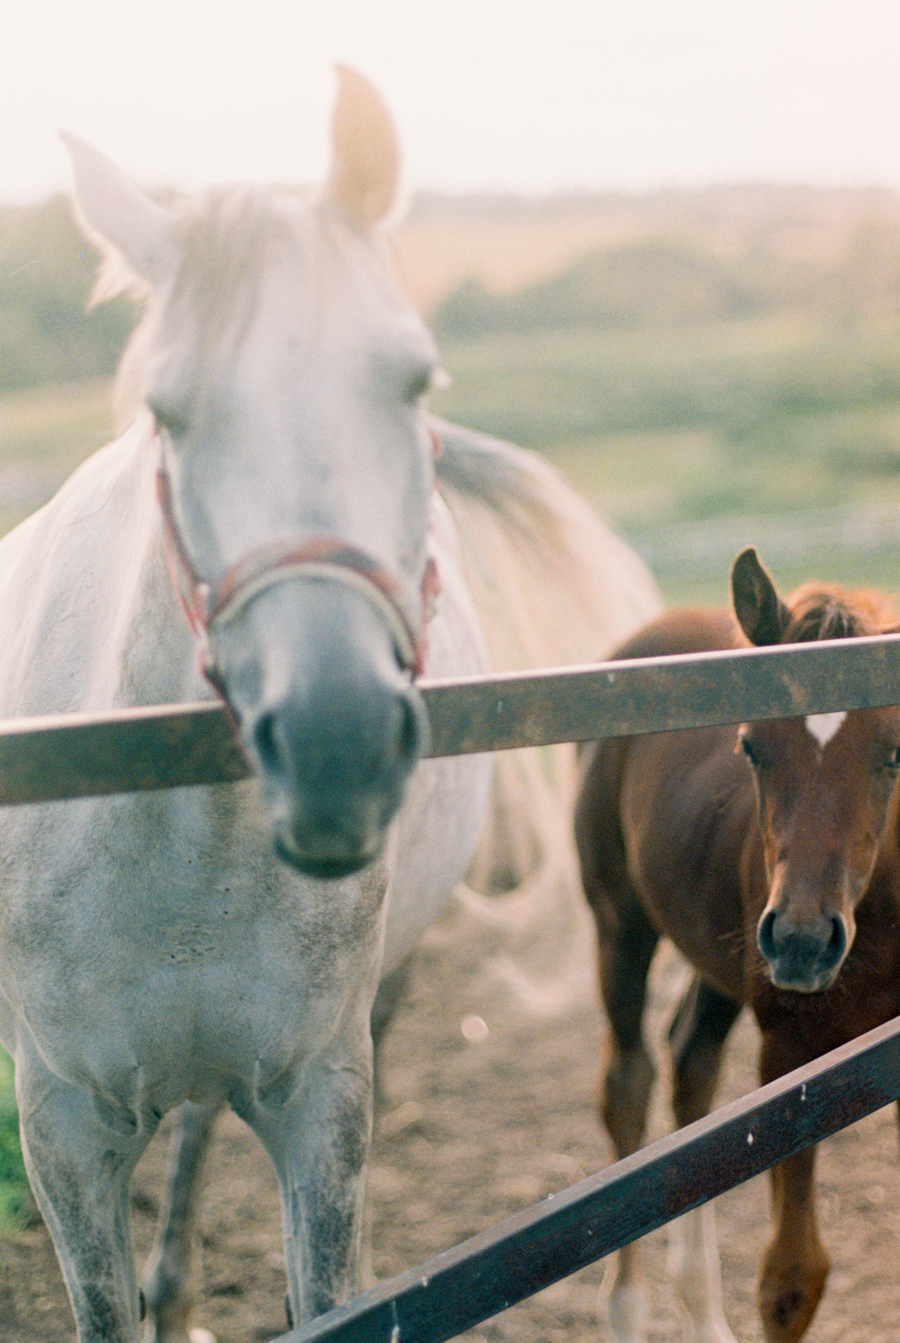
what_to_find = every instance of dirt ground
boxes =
[3,885,900,1343]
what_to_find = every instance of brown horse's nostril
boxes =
[824,914,847,969]
[757,907,779,964]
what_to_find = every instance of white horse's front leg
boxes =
[142,1100,221,1343]
[247,1045,373,1328]
[15,1048,155,1343]
[667,1204,739,1343]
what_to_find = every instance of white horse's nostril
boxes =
[253,710,280,776]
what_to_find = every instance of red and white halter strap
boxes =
[153,426,442,683]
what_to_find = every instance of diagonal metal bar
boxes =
[275,1012,900,1343]
[0,633,897,803]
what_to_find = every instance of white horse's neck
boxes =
[0,415,205,717]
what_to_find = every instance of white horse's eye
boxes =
[402,362,450,405]
[149,401,190,440]
[403,368,436,404]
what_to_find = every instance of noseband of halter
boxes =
[154,443,435,686]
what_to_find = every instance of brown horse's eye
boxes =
[885,746,900,773]
[739,733,761,768]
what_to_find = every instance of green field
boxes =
[431,312,900,605]
[0,377,116,534]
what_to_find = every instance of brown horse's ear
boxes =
[731,547,790,646]
[326,65,401,231]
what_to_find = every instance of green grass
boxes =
[0,1052,30,1233]
[0,377,115,460]
[431,312,900,603]
[0,377,116,533]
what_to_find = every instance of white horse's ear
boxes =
[326,65,401,231]
[60,131,177,290]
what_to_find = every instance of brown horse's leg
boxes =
[759,1147,828,1342]
[669,977,742,1127]
[597,898,660,1152]
[593,895,660,1342]
[667,977,742,1343]
[757,1028,829,1343]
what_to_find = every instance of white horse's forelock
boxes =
[112,184,410,433]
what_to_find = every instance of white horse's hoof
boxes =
[189,1330,217,1343]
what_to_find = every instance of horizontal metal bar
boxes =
[0,634,898,804]
[278,1011,900,1343]
[422,630,900,755]
[0,702,250,805]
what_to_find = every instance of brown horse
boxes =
[574,547,900,1343]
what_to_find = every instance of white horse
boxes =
[0,68,660,1343]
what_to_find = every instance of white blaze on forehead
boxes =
[805,711,847,749]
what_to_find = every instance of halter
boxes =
[154,431,439,686]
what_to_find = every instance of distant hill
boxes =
[433,240,764,333]
[420,186,900,336]
[398,183,900,323]
[4,182,900,390]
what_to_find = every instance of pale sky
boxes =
[3,0,900,203]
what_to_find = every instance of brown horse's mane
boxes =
[782,581,899,643]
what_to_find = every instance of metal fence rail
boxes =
[1,631,899,804]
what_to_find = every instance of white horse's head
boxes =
[64,68,444,877]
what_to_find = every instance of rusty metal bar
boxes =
[0,702,249,805]
[0,633,898,804]
[422,629,900,755]
[277,1011,900,1343]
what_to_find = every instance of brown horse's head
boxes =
[731,548,900,992]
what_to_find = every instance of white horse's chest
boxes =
[0,787,388,1109]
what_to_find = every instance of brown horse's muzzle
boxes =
[756,900,849,993]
